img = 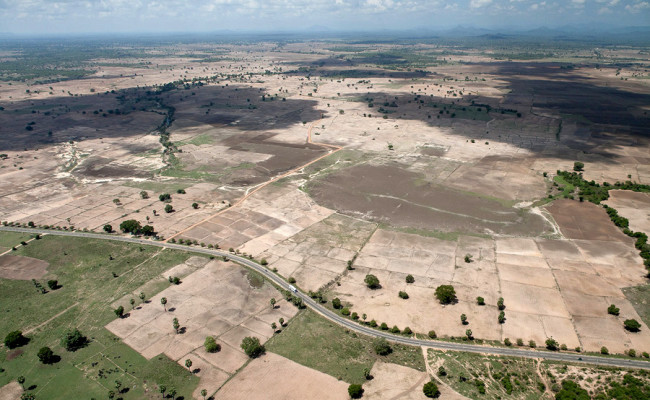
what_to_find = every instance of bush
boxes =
[119,219,141,234]
[601,346,609,355]
[628,349,636,357]
[159,193,171,202]
[364,274,380,289]
[529,340,536,348]
[423,381,440,398]
[103,224,112,233]
[504,338,512,346]
[288,277,296,284]
[428,330,437,339]
[37,347,55,364]
[348,384,364,399]
[476,296,485,305]
[373,338,392,355]
[403,326,412,335]
[405,274,415,283]
[164,204,174,213]
[546,338,559,351]
[204,336,221,353]
[241,336,265,358]
[332,298,342,309]
[341,307,351,316]
[398,291,409,299]
[4,330,27,349]
[607,304,620,315]
[497,297,505,310]
[47,280,59,290]
[434,285,456,304]
[61,329,87,351]
[573,161,584,172]
[380,322,388,330]
[624,319,641,332]
[516,338,524,346]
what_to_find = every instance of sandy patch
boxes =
[0,254,49,280]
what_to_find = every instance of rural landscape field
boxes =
[1,19,650,400]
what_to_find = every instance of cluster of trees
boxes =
[240,336,265,358]
[119,219,154,236]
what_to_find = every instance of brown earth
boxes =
[308,163,550,236]
[0,382,22,400]
[604,190,650,235]
[546,199,633,242]
[214,352,349,400]
[0,254,49,280]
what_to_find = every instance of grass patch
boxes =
[175,133,215,147]
[623,284,650,327]
[0,234,200,399]
[266,309,425,385]
[428,349,546,400]
[0,231,32,251]
[553,175,576,198]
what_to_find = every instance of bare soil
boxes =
[0,254,49,280]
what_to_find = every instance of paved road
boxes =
[2,226,649,370]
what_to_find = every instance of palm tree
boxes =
[270,298,276,309]
[185,358,192,372]
[201,389,208,399]
[161,297,167,311]
[159,385,166,399]
[139,292,145,302]
[168,388,177,400]
[173,318,179,334]
[130,298,135,309]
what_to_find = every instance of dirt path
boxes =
[421,347,470,400]
[24,301,79,335]
[166,118,343,242]
[0,235,38,256]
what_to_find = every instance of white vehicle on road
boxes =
[288,285,297,293]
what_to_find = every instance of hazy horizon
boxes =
[1,0,649,36]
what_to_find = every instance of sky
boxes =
[0,0,649,35]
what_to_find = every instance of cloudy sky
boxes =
[1,0,648,35]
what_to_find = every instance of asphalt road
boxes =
[2,226,649,370]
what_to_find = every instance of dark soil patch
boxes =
[6,349,24,360]
[307,163,549,236]
[0,254,49,280]
[546,199,631,241]
[74,156,153,179]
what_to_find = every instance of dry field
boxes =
[361,361,431,400]
[604,190,650,234]
[332,222,649,353]
[106,256,297,398]
[215,352,349,400]
[0,254,49,280]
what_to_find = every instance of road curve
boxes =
[2,226,649,370]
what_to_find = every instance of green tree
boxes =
[139,292,145,302]
[159,193,171,202]
[20,394,35,400]
[607,304,620,315]
[348,384,364,399]
[476,296,485,305]
[185,358,192,372]
[103,224,112,233]
[161,297,167,311]
[624,319,641,332]
[498,311,506,324]
[159,385,166,399]
[460,314,468,324]
[465,329,473,339]
[201,389,208,400]
[61,328,87,351]
[271,322,277,331]
[332,297,342,309]
[601,346,609,354]
[464,254,473,263]
[168,388,177,400]
[423,381,440,398]
[497,297,505,310]
[399,291,409,299]
[130,298,135,309]
[4,330,27,349]
[140,190,149,199]
[241,336,265,358]
[279,317,285,326]
[373,338,392,355]
[504,338,512,346]
[17,376,25,389]
[114,306,124,318]
[406,274,415,283]
[555,380,589,400]
[573,162,584,172]
[270,298,276,309]
[435,285,456,304]
[204,336,221,353]
[364,274,380,289]
[173,318,180,334]
[192,202,199,209]
[164,204,174,213]
[546,338,559,351]
[141,225,155,236]
[119,219,141,234]
[428,330,437,339]
[37,346,55,364]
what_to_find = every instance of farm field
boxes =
[1,31,650,399]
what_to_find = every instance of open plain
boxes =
[2,32,650,399]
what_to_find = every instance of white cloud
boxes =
[625,1,650,12]
[470,0,493,8]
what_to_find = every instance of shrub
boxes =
[332,298,342,309]
[529,340,536,348]
[119,219,141,234]
[497,297,505,310]
[516,338,524,346]
[37,347,55,364]
[607,304,620,315]
[434,285,456,304]
[348,384,363,399]
[4,330,27,349]
[428,330,437,339]
[61,329,88,351]
[364,274,380,289]
[504,338,512,346]
[573,161,584,172]
[601,346,609,355]
[159,193,171,202]
[373,338,392,355]
[164,204,174,213]
[341,307,351,316]
[380,322,388,330]
[288,277,296,284]
[624,319,641,332]
[47,280,58,290]
[390,325,400,334]
[423,381,440,398]
[241,336,265,358]
[628,349,637,357]
[476,296,485,305]
[398,291,409,299]
[103,224,112,233]
[405,274,415,283]
[204,336,221,353]
[403,326,412,335]
[546,338,559,351]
